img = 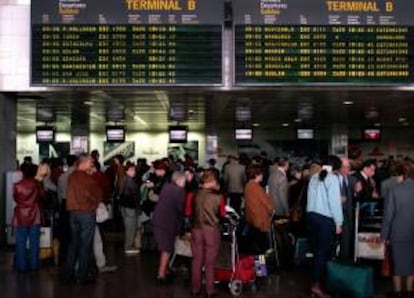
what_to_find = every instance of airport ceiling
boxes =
[16,88,414,133]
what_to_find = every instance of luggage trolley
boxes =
[215,206,257,296]
[354,202,385,262]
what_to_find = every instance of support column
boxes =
[329,125,348,157]
[70,93,90,154]
[0,92,17,246]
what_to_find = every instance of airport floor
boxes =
[0,235,392,298]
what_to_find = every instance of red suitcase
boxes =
[214,255,256,283]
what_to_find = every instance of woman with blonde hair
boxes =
[36,162,58,224]
[35,162,51,182]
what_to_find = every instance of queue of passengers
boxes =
[11,152,414,298]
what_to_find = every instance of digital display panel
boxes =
[36,126,55,143]
[31,0,223,86]
[234,0,414,85]
[106,126,125,142]
[235,128,253,141]
[169,125,188,143]
[297,128,314,139]
[363,128,381,141]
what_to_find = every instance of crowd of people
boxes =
[11,151,414,297]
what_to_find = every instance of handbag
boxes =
[238,221,269,255]
[327,260,374,298]
[96,202,110,223]
[381,244,391,277]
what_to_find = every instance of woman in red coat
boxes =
[13,163,42,272]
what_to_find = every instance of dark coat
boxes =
[352,172,375,202]
[381,178,414,242]
[339,174,354,260]
[152,183,185,235]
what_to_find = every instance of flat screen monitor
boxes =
[169,126,188,143]
[363,128,381,141]
[36,126,55,143]
[106,126,125,142]
[297,128,314,140]
[235,128,252,141]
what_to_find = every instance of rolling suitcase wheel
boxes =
[229,279,243,296]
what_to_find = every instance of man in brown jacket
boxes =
[65,154,103,285]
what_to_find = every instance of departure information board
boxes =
[234,0,414,85]
[31,0,223,86]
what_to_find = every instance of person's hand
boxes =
[336,226,343,235]
[372,190,380,199]
[145,181,154,188]
[354,181,362,193]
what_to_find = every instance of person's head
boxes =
[361,159,377,178]
[66,154,78,168]
[390,162,405,177]
[278,158,289,171]
[208,158,217,167]
[229,155,238,164]
[113,154,124,166]
[125,163,136,178]
[77,153,94,173]
[184,168,195,183]
[153,160,167,177]
[301,164,310,178]
[290,166,302,180]
[23,156,32,165]
[171,171,186,188]
[201,170,219,190]
[35,162,51,182]
[91,149,100,161]
[403,160,414,180]
[318,155,342,182]
[247,164,263,183]
[309,163,322,177]
[339,157,351,176]
[20,163,37,179]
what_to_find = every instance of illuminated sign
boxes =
[31,0,223,86]
[234,0,414,84]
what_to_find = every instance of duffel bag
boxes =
[326,260,374,298]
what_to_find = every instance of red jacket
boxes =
[13,178,42,227]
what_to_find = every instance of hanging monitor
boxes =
[169,125,188,143]
[297,128,314,140]
[363,128,381,141]
[106,126,125,143]
[36,126,55,143]
[235,128,253,141]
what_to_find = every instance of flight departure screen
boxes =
[234,0,414,85]
[31,0,223,86]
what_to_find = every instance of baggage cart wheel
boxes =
[229,279,243,296]
[250,281,257,293]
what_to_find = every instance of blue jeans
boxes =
[307,212,335,285]
[65,211,96,281]
[15,225,40,272]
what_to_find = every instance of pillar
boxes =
[330,125,348,157]
[0,92,17,246]
[70,93,90,154]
